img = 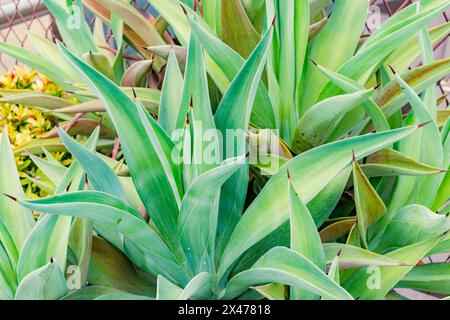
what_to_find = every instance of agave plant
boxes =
[0,0,448,300]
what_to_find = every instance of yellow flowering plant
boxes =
[0,66,71,198]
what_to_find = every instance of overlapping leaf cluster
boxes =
[0,0,448,300]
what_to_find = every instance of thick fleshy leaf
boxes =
[43,0,96,56]
[310,61,390,132]
[378,58,450,118]
[0,131,35,252]
[288,175,325,300]
[214,25,274,260]
[121,60,153,87]
[377,205,450,253]
[17,191,188,285]
[157,275,183,300]
[88,236,155,297]
[0,93,73,111]
[179,157,242,275]
[57,126,127,201]
[352,156,387,248]
[319,2,450,100]
[58,43,183,255]
[386,21,450,73]
[300,0,369,112]
[292,89,375,152]
[221,247,353,300]
[320,218,356,243]
[63,286,152,300]
[396,263,450,295]
[221,0,260,58]
[68,217,92,288]
[0,41,73,85]
[362,148,444,177]
[0,241,16,299]
[15,260,68,300]
[323,243,405,269]
[159,50,183,137]
[82,51,115,81]
[343,235,443,299]
[188,16,276,129]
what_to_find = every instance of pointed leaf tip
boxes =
[388,65,397,75]
[417,120,433,128]
[308,58,318,67]
[271,14,277,26]
[3,194,17,202]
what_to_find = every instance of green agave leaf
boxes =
[16,214,68,281]
[43,0,96,56]
[310,61,390,132]
[14,137,114,156]
[15,260,68,300]
[179,272,213,300]
[68,217,92,288]
[323,253,340,300]
[0,92,73,111]
[110,1,126,83]
[222,247,353,300]
[288,174,325,300]
[16,128,102,281]
[271,0,310,141]
[377,205,450,253]
[323,243,405,269]
[157,275,183,300]
[292,89,375,152]
[310,0,330,21]
[145,45,187,71]
[28,32,82,82]
[343,235,443,300]
[0,241,16,299]
[378,58,450,118]
[362,0,449,49]
[28,153,66,187]
[82,51,115,81]
[0,217,19,267]
[219,125,420,279]
[159,51,183,137]
[301,0,369,113]
[352,156,387,248]
[320,218,356,243]
[396,263,450,295]
[385,21,450,73]
[0,131,35,252]
[17,191,187,285]
[58,43,183,255]
[88,236,155,297]
[214,24,274,261]
[221,0,260,58]
[57,126,127,200]
[188,16,277,129]
[63,286,153,300]
[0,42,71,87]
[146,0,190,46]
[253,283,286,300]
[309,168,352,227]
[203,0,221,35]
[394,69,443,206]
[179,157,243,275]
[362,148,444,177]
[177,29,218,180]
[320,2,450,100]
